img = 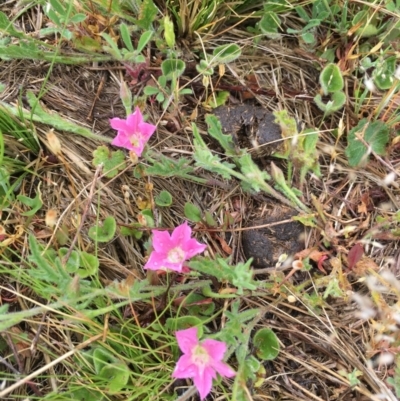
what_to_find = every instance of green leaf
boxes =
[143,85,159,96]
[184,202,202,222]
[253,328,280,360]
[302,31,317,44]
[137,30,153,53]
[58,248,80,274]
[79,251,99,278]
[120,223,143,239]
[99,362,130,393]
[314,91,346,114]
[374,56,396,90]
[138,209,155,227]
[119,23,134,52]
[206,91,229,108]
[259,12,281,37]
[345,119,390,167]
[0,11,24,37]
[145,155,195,178]
[155,190,173,206]
[206,114,237,156]
[196,59,214,76]
[323,277,345,298]
[212,44,241,64]
[101,32,122,59]
[92,146,126,178]
[204,210,217,227]
[166,316,203,332]
[319,63,344,94]
[70,13,87,24]
[136,0,158,30]
[189,257,257,294]
[17,192,43,216]
[88,216,116,242]
[184,293,215,317]
[163,15,175,48]
[161,59,186,79]
[192,123,236,179]
[49,0,66,16]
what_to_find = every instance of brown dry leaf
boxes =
[295,247,328,263]
[357,199,368,215]
[352,256,379,276]
[215,235,232,255]
[8,327,32,358]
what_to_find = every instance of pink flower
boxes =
[110,107,156,156]
[144,221,206,273]
[172,327,236,400]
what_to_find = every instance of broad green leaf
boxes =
[143,85,159,96]
[345,119,389,167]
[184,202,202,222]
[92,146,126,178]
[212,43,241,64]
[319,63,344,94]
[99,363,130,393]
[161,59,186,79]
[155,190,172,206]
[253,328,280,360]
[79,251,99,278]
[374,56,396,90]
[58,248,80,274]
[88,216,116,242]
[259,12,281,36]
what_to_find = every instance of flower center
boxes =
[191,344,210,367]
[130,135,140,148]
[167,246,185,264]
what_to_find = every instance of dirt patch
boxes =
[213,104,283,157]
[242,205,304,268]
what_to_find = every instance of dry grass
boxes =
[1,0,400,400]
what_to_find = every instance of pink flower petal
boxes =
[139,121,157,140]
[126,107,142,130]
[151,230,174,253]
[109,118,129,131]
[193,367,215,400]
[182,238,207,259]
[175,327,199,354]
[212,360,236,378]
[111,133,133,150]
[171,221,192,246]
[172,355,197,379]
[143,251,167,270]
[201,339,227,361]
